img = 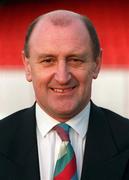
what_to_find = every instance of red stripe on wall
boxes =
[0,1,129,68]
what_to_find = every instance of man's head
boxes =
[22,10,102,121]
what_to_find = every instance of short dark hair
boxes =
[23,12,101,60]
[24,17,39,58]
[80,16,101,59]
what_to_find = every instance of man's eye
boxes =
[43,59,53,63]
[73,59,82,62]
[41,58,55,64]
[39,58,56,67]
[68,58,84,65]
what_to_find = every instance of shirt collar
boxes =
[67,102,90,138]
[36,102,90,139]
[36,104,59,138]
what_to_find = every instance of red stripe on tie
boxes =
[53,126,69,141]
[54,154,77,180]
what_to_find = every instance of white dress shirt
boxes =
[36,102,90,180]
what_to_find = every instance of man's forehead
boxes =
[34,10,83,30]
[28,11,91,54]
[28,12,86,45]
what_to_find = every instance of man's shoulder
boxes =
[92,102,129,125]
[100,106,129,127]
[94,104,129,151]
[0,105,35,131]
[0,105,36,158]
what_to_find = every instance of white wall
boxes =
[92,69,129,118]
[0,69,129,119]
[0,69,35,119]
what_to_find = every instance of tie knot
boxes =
[53,123,70,141]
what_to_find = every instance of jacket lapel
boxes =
[81,102,117,180]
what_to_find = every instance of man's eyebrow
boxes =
[37,53,55,58]
[67,52,90,58]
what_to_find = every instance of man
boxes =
[0,10,129,180]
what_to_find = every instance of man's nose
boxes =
[54,61,71,84]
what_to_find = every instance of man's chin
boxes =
[48,107,78,121]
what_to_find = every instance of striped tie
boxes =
[53,123,78,180]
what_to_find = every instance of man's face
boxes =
[23,19,101,121]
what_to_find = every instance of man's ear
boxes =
[93,49,102,79]
[22,51,32,82]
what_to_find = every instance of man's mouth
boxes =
[51,87,76,93]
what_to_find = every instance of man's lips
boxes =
[50,87,76,93]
